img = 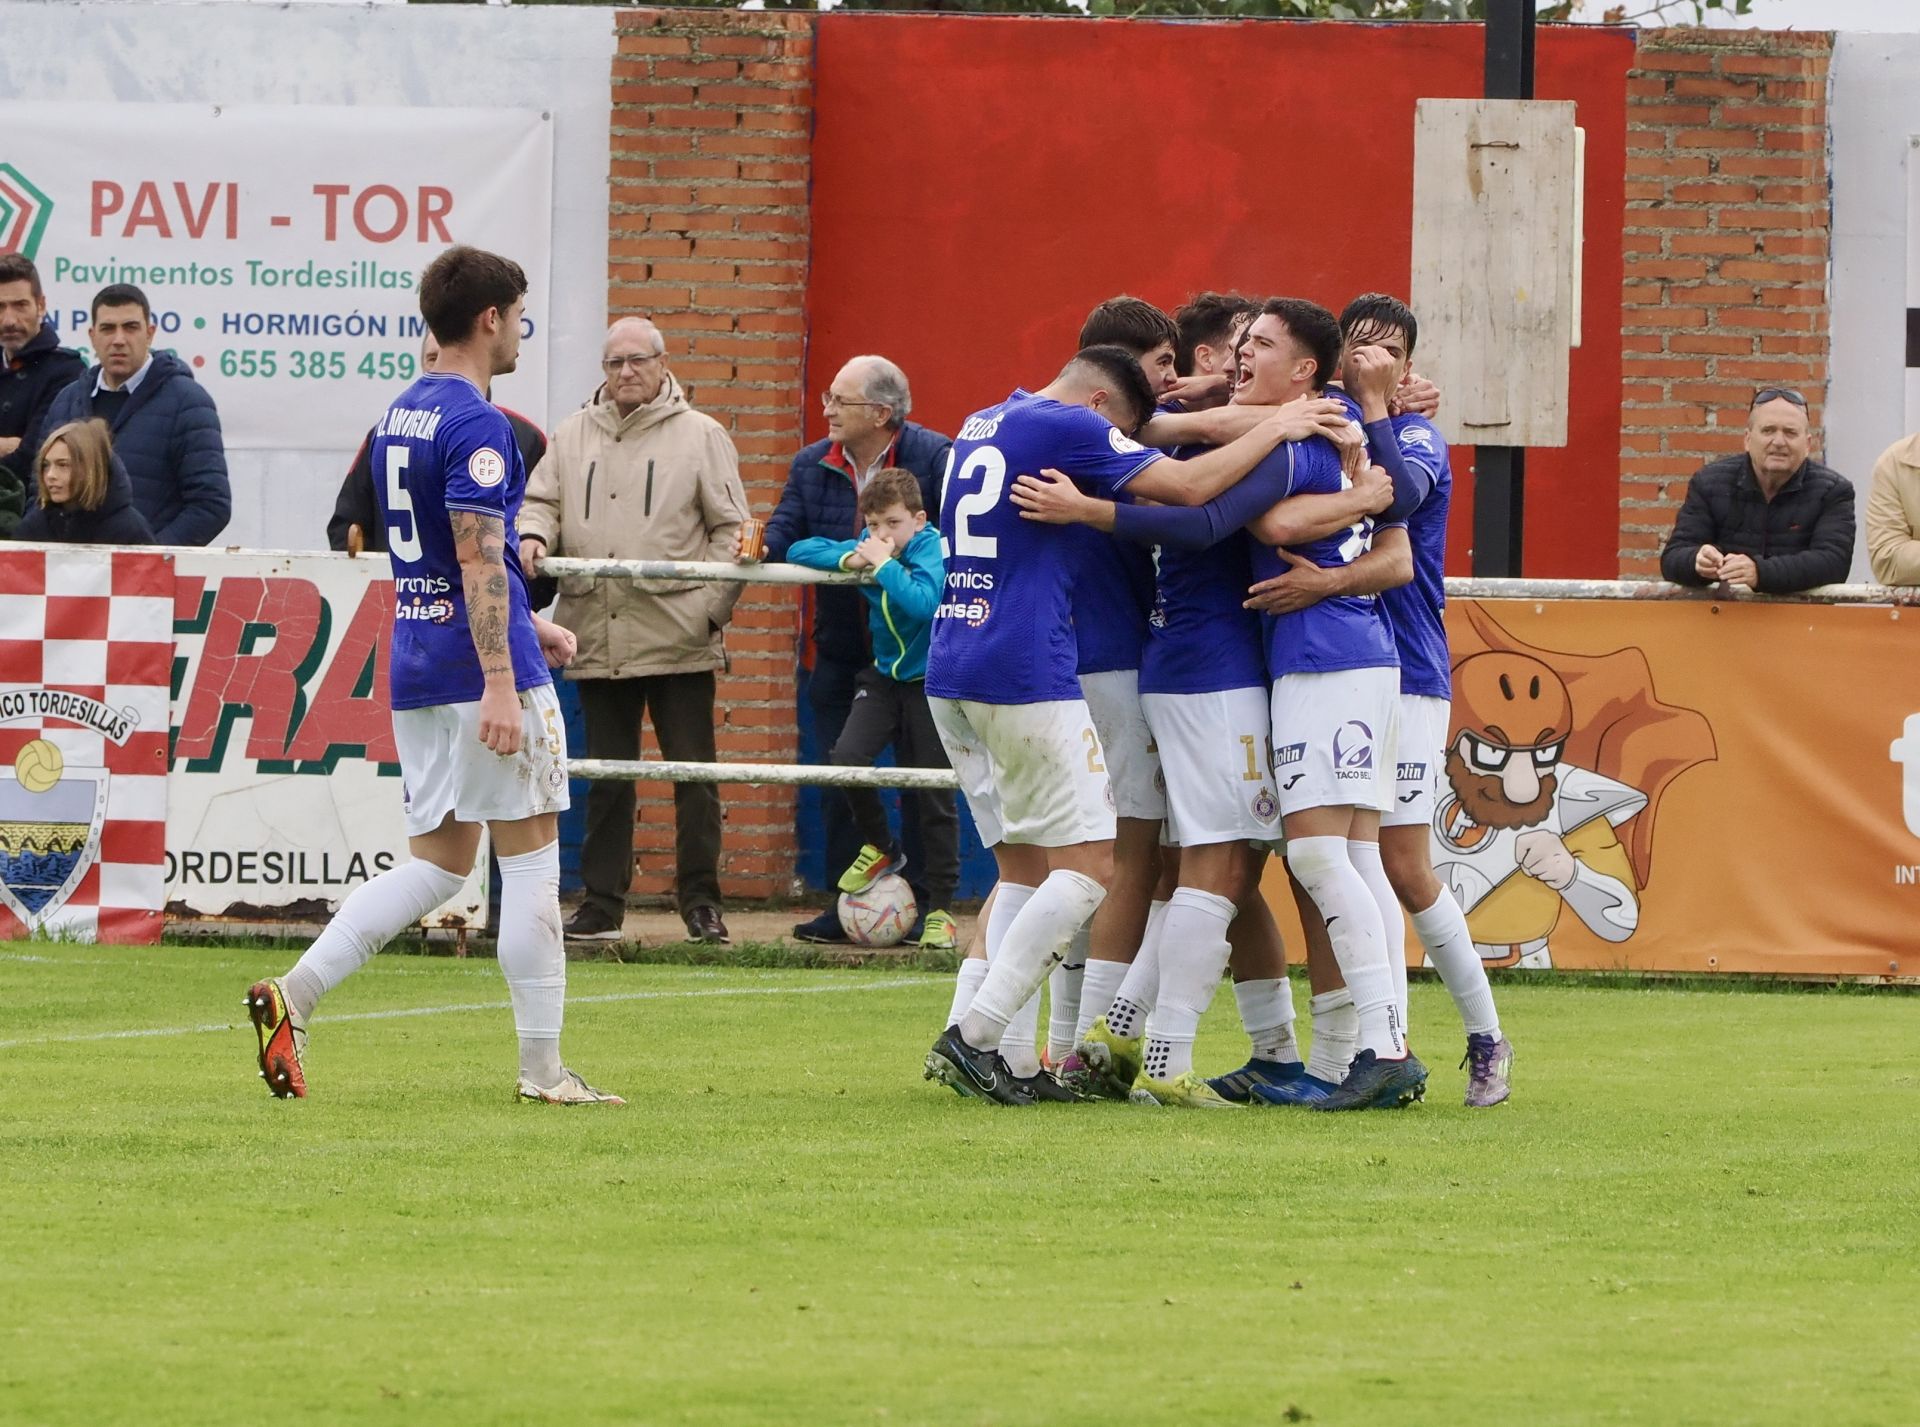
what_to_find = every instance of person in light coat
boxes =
[1866,432,1920,586]
[519,318,747,945]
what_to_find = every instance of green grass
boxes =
[2,944,1916,1427]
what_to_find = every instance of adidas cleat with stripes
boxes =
[1208,1058,1308,1104]
[245,978,307,1100]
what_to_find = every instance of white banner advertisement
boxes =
[167,549,481,927]
[0,102,554,448]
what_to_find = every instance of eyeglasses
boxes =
[821,393,885,411]
[602,352,664,373]
[1750,387,1808,410]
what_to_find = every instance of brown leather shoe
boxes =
[684,905,730,945]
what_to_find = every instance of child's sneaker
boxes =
[837,842,906,894]
[912,909,959,951]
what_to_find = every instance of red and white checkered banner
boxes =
[0,548,172,943]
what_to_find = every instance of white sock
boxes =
[1077,958,1130,1044]
[497,842,566,1086]
[1047,925,1089,1061]
[1143,887,1235,1081]
[1000,989,1043,1079]
[282,858,467,1019]
[1307,987,1358,1083]
[1349,841,1409,1033]
[1101,898,1168,1039]
[1234,978,1300,1064]
[1285,836,1405,1060]
[1412,889,1501,1038]
[985,883,1037,965]
[946,958,989,1029]
[960,869,1106,1050]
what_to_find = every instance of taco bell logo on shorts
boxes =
[1331,720,1374,778]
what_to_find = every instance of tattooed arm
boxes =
[451,507,523,755]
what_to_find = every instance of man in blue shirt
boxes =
[245,245,619,1107]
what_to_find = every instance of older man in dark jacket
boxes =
[0,254,88,532]
[1661,388,1855,594]
[747,354,952,943]
[37,283,230,545]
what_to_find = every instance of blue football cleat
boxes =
[1207,1058,1308,1104]
[1314,1049,1429,1112]
[1250,1071,1341,1107]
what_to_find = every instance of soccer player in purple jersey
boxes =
[1235,297,1428,1110]
[922,346,1344,1105]
[245,246,620,1106]
[1250,294,1512,1106]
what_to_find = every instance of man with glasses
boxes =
[747,355,955,946]
[1660,387,1855,594]
[518,317,749,945]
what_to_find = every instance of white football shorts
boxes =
[1141,687,1280,847]
[1382,694,1451,828]
[394,682,570,837]
[929,695,1116,848]
[1080,668,1166,822]
[1269,667,1401,818]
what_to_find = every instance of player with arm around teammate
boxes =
[1248,294,1511,1106]
[923,346,1331,1105]
[244,246,620,1106]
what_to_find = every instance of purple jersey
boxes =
[1248,436,1399,679]
[1137,444,1267,696]
[1380,414,1452,698]
[926,389,1164,704]
[1069,525,1155,675]
[373,372,549,711]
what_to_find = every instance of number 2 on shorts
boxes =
[1082,727,1105,774]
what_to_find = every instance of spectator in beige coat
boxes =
[519,317,747,944]
[1865,433,1920,586]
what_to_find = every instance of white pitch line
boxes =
[0,975,934,1051]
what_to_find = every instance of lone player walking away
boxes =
[245,245,621,1106]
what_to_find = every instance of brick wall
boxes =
[1618,28,1833,577]
[608,8,815,903]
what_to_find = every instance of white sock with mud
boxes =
[282,858,467,1020]
[1285,836,1405,1060]
[959,871,1106,1053]
[1307,987,1358,1083]
[1235,978,1300,1064]
[1143,888,1235,1081]
[497,842,566,1086]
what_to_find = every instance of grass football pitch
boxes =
[2,942,1916,1427]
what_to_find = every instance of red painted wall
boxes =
[806,14,1632,578]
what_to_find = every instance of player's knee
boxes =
[1285,834,1348,886]
[1379,835,1440,908]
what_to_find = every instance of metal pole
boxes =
[1475,0,1536,578]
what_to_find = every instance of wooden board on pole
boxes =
[1411,98,1579,449]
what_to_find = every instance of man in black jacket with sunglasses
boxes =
[1661,387,1855,594]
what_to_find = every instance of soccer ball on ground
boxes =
[837,875,917,947]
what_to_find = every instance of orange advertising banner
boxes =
[1263,596,1917,979]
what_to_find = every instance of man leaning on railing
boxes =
[1660,387,1855,595]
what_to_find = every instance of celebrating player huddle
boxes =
[922,291,1515,1111]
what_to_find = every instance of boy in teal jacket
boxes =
[788,468,959,948]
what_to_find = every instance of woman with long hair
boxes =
[12,419,154,545]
